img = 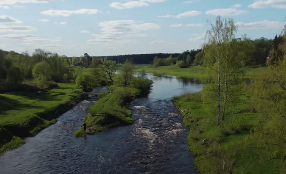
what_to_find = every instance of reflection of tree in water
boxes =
[176,77,202,87]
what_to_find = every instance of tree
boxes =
[91,58,102,68]
[193,51,204,66]
[32,61,52,81]
[186,55,191,65]
[251,32,286,158]
[120,60,135,86]
[166,55,174,65]
[202,16,253,125]
[76,72,98,92]
[99,58,116,82]
[5,65,23,85]
[84,53,92,67]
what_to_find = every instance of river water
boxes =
[0,73,203,174]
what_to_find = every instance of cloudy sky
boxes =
[0,0,285,56]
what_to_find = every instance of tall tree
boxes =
[202,16,253,125]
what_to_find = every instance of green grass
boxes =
[74,77,153,137]
[172,88,286,174]
[0,83,81,155]
[134,64,267,79]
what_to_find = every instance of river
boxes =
[0,73,203,174]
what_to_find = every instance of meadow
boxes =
[134,64,267,79]
[0,83,81,155]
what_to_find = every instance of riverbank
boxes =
[134,65,267,79]
[172,89,285,173]
[74,77,153,137]
[0,83,82,155]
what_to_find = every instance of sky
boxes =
[0,0,286,57]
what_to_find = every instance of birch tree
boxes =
[202,16,253,125]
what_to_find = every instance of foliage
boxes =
[5,65,24,85]
[98,58,116,82]
[202,16,253,125]
[120,60,135,86]
[176,60,185,67]
[32,61,52,81]
[75,71,99,92]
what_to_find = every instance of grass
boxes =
[0,83,81,155]
[74,77,153,137]
[134,64,268,79]
[172,86,286,174]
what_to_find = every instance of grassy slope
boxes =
[0,83,81,155]
[134,65,267,79]
[172,90,285,174]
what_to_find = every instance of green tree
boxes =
[193,51,204,66]
[186,55,191,65]
[76,72,98,92]
[99,58,116,82]
[120,61,135,86]
[5,65,24,85]
[32,61,52,81]
[202,16,253,125]
[166,55,174,65]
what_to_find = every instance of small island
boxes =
[74,61,153,137]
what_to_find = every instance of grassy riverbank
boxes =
[135,65,267,79]
[74,77,153,137]
[0,83,82,155]
[172,88,285,173]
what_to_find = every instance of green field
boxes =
[172,89,285,174]
[134,65,267,79]
[0,83,81,155]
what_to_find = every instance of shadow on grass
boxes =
[0,96,47,114]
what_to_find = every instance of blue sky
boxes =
[0,0,285,57]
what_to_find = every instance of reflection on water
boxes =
[0,73,202,174]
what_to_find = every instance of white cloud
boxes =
[183,0,199,4]
[110,1,148,9]
[41,9,98,17]
[206,8,248,16]
[232,3,241,8]
[249,0,286,9]
[1,6,10,9]
[1,33,60,47]
[149,41,171,44]
[0,0,55,5]
[157,11,201,18]
[175,11,201,18]
[88,20,160,43]
[236,20,286,29]
[1,33,36,39]
[55,22,67,24]
[0,16,21,23]
[186,23,204,27]
[110,0,167,9]
[39,19,49,22]
[81,30,90,33]
[0,25,35,32]
[157,15,173,18]
[170,24,182,27]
